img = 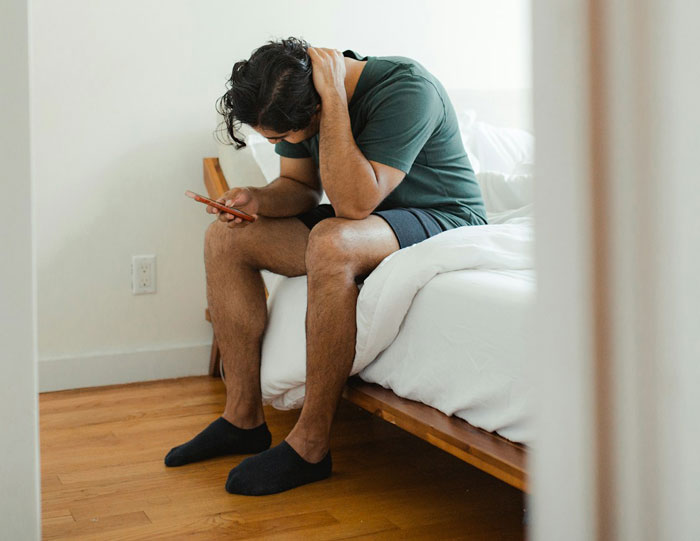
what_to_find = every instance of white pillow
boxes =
[216,124,269,189]
[458,109,535,175]
[476,170,534,224]
[246,132,281,183]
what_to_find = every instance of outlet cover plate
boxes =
[132,254,156,295]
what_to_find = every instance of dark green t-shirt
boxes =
[275,50,487,228]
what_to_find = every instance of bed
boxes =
[205,101,535,490]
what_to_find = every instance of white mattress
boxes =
[359,268,536,445]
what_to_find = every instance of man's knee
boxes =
[204,219,258,263]
[305,218,356,277]
[205,220,234,260]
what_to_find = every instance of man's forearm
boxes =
[318,92,381,218]
[249,177,320,217]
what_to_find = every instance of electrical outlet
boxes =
[131,255,156,295]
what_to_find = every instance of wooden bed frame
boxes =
[202,157,528,491]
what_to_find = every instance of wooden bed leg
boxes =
[208,334,221,378]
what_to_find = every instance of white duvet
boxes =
[354,217,534,370]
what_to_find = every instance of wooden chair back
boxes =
[203,158,229,199]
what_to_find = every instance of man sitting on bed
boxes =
[164,37,487,495]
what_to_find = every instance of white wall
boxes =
[31,0,531,389]
[0,0,41,537]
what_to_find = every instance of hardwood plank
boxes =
[43,507,73,520]
[76,510,338,541]
[43,515,75,530]
[260,515,399,540]
[43,511,151,540]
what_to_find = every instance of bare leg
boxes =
[164,216,312,467]
[287,216,399,460]
[204,217,309,427]
[224,216,400,493]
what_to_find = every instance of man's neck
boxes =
[343,57,367,104]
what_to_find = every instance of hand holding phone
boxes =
[185,190,257,224]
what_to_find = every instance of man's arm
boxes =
[309,48,406,220]
[212,156,321,227]
[250,156,322,217]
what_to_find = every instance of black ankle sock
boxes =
[164,417,271,467]
[225,440,332,495]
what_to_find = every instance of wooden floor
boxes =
[40,376,525,540]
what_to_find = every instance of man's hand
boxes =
[308,47,347,101]
[207,187,259,228]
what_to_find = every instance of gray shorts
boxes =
[296,204,446,249]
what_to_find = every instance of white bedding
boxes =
[359,268,536,445]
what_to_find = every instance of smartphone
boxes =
[185,190,255,222]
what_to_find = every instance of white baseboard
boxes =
[39,343,212,392]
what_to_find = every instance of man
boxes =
[164,37,487,495]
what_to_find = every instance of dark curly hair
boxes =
[215,37,320,148]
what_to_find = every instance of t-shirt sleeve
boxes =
[274,140,311,159]
[355,77,444,173]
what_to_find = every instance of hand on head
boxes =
[307,47,347,100]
